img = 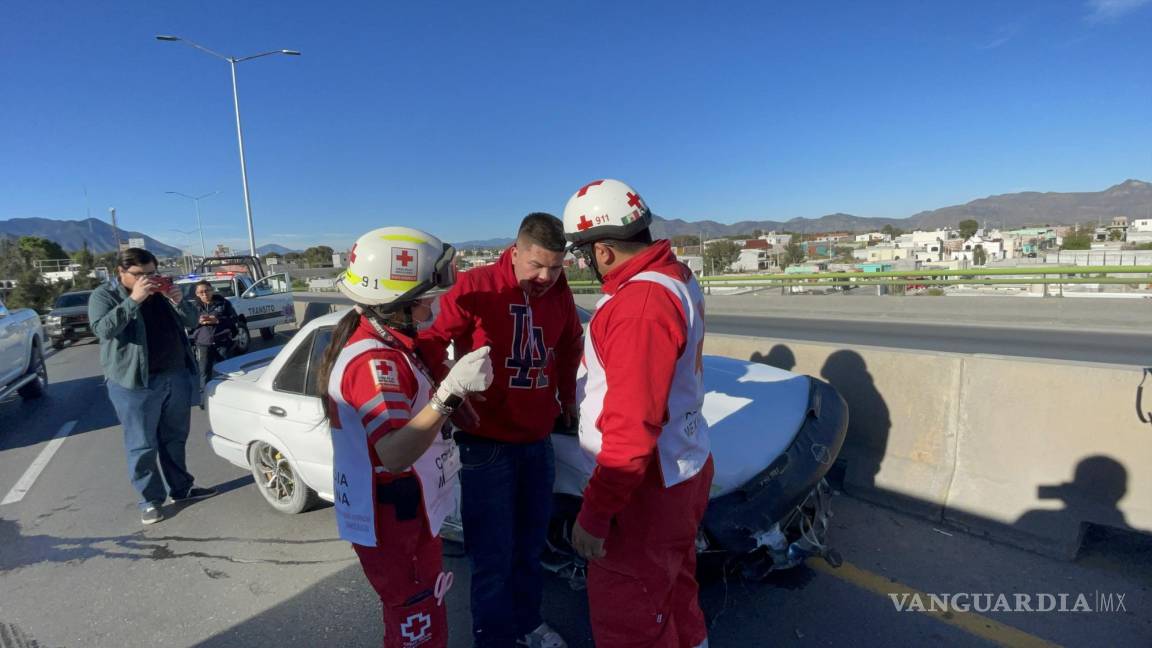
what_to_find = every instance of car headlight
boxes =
[45,315,62,325]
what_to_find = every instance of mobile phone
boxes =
[152,275,174,292]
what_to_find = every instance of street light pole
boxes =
[166,190,218,259]
[228,59,257,258]
[155,35,300,257]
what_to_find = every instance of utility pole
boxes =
[109,208,122,252]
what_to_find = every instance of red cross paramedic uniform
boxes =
[327,315,459,648]
[578,240,714,648]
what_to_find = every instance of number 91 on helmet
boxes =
[336,226,457,311]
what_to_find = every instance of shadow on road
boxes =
[0,513,349,574]
[0,375,119,452]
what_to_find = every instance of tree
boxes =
[68,242,102,289]
[670,235,701,248]
[958,219,979,240]
[1061,226,1094,251]
[7,266,54,312]
[833,246,856,263]
[0,238,29,278]
[881,224,905,238]
[1108,229,1124,242]
[972,244,988,266]
[752,229,764,239]
[71,242,95,269]
[303,246,335,267]
[781,241,806,269]
[703,240,741,274]
[18,236,67,262]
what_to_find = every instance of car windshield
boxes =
[54,293,90,308]
[180,279,235,301]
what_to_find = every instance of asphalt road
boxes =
[705,315,1152,366]
[1,337,1149,647]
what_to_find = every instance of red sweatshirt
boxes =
[418,246,583,444]
[576,240,704,538]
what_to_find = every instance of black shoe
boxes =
[142,505,164,525]
[172,486,218,502]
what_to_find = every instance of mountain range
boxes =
[0,218,183,257]
[651,179,1152,238]
[453,179,1150,247]
[5,180,1149,254]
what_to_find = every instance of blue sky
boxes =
[1,0,1150,252]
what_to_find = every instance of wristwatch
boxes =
[431,393,464,416]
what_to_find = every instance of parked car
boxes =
[206,308,848,580]
[0,296,47,402]
[44,290,95,348]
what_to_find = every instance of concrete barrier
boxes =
[702,333,1152,558]
[944,357,1152,558]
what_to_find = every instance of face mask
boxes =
[415,297,440,332]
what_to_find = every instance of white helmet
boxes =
[562,179,653,247]
[336,226,457,309]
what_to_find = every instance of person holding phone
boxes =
[188,280,239,392]
[89,248,217,525]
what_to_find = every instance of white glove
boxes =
[436,346,493,401]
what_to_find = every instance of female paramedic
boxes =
[317,226,493,648]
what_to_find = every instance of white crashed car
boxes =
[206,308,848,578]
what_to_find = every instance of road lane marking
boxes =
[807,558,1062,648]
[1,420,77,506]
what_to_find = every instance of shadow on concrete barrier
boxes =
[293,301,338,328]
[733,334,1151,559]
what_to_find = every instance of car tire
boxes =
[247,441,320,514]
[232,319,251,355]
[259,327,275,341]
[50,338,65,350]
[18,345,47,400]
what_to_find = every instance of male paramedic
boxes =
[419,213,582,648]
[562,179,713,648]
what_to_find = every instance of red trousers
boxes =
[588,456,715,648]
[353,501,448,648]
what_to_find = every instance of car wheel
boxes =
[18,345,47,399]
[232,320,251,354]
[247,441,319,514]
[259,327,275,341]
[50,338,65,350]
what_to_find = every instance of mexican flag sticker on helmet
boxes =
[390,247,419,281]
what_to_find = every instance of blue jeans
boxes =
[106,368,196,509]
[457,434,555,647]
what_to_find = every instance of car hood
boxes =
[48,306,89,317]
[212,346,282,382]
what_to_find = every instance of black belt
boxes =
[376,475,420,521]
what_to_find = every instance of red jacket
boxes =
[418,246,583,444]
[577,240,701,538]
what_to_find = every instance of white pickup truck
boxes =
[177,266,296,354]
[0,296,48,401]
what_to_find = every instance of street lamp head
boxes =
[281,50,302,56]
[155,35,181,42]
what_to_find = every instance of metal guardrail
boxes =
[568,265,1152,290]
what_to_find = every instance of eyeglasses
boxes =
[123,269,159,278]
[570,242,609,263]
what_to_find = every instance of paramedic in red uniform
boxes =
[562,180,713,648]
[418,213,581,648]
[317,226,494,648]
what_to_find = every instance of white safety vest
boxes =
[328,338,460,546]
[580,271,710,487]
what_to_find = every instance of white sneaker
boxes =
[518,622,567,648]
